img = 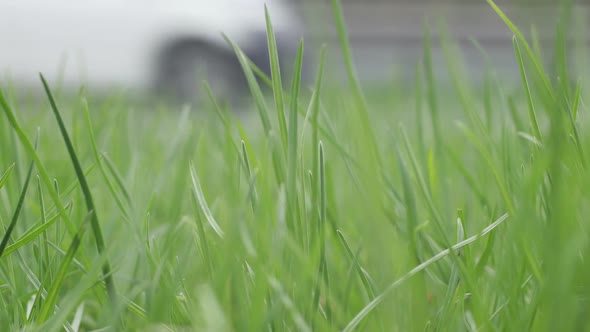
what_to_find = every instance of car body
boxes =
[0,0,307,101]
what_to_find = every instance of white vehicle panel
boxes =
[0,0,299,92]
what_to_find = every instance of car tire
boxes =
[155,41,247,106]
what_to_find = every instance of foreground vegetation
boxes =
[1,0,590,330]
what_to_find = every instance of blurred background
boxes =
[1,0,589,101]
[301,0,590,85]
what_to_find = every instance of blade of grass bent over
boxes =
[40,74,116,302]
[1,204,70,258]
[329,0,381,168]
[343,213,509,332]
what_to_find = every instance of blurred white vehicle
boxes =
[0,0,307,102]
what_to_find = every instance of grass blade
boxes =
[0,163,15,189]
[36,213,91,323]
[36,175,51,281]
[101,153,134,210]
[189,161,224,238]
[486,0,554,100]
[189,185,214,279]
[564,79,586,168]
[423,21,445,174]
[224,34,286,185]
[268,276,312,332]
[0,131,38,257]
[241,140,259,211]
[1,211,69,261]
[286,40,304,240]
[336,230,377,299]
[513,36,543,143]
[311,141,328,321]
[572,79,582,121]
[39,74,116,301]
[328,0,380,168]
[223,35,272,138]
[265,4,288,150]
[0,88,77,236]
[82,98,131,220]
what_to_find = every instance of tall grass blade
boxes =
[224,34,286,184]
[223,35,272,137]
[327,0,365,109]
[486,0,554,100]
[328,0,380,166]
[287,40,304,240]
[423,21,445,169]
[36,176,51,281]
[310,46,327,228]
[39,74,116,301]
[311,141,328,321]
[414,62,426,160]
[396,147,420,263]
[265,4,288,150]
[513,37,543,143]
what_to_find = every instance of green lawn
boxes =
[1,0,590,331]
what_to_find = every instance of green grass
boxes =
[1,0,590,330]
